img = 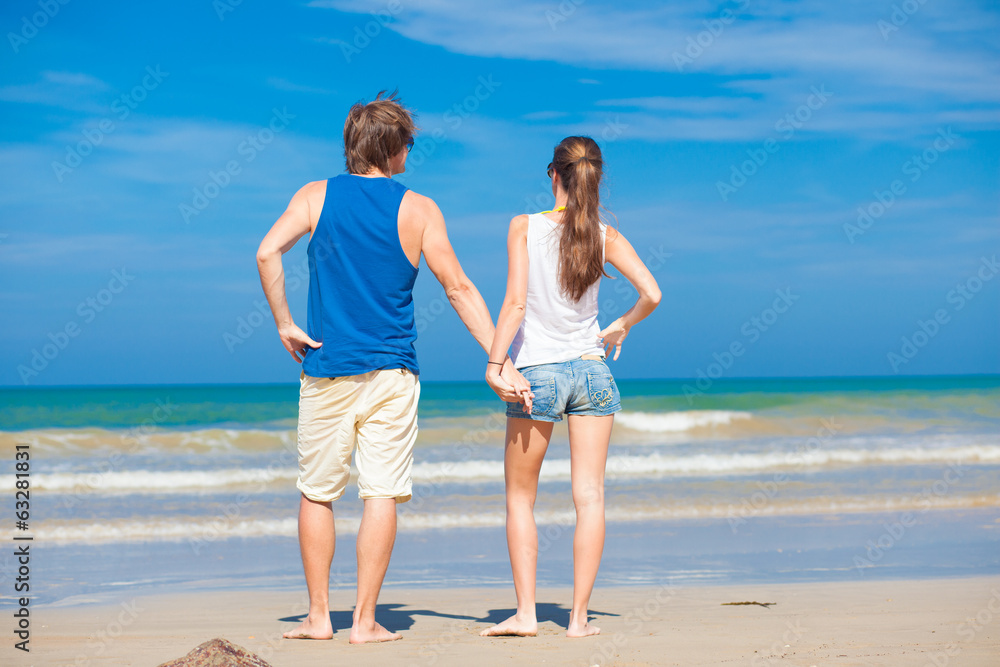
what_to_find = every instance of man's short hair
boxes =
[343,90,417,175]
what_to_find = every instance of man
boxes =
[256,91,528,644]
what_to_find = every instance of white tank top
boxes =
[509,213,607,369]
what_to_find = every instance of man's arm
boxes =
[409,192,495,353]
[404,192,529,403]
[256,182,322,362]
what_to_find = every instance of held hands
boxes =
[486,360,534,412]
[278,323,321,362]
[598,317,630,361]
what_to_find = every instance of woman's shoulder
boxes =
[509,213,531,230]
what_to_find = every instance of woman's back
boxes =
[481,134,661,639]
[509,213,607,369]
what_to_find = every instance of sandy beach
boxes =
[7,380,999,665]
[17,575,998,666]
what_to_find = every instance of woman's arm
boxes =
[485,215,533,409]
[598,227,662,360]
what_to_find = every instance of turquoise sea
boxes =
[2,375,998,606]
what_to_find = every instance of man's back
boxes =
[302,174,418,378]
[255,90,529,645]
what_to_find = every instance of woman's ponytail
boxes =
[552,137,609,301]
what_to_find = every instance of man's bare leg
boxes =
[350,497,402,644]
[565,414,613,638]
[481,418,553,637]
[283,494,335,639]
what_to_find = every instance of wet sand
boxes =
[17,575,1000,666]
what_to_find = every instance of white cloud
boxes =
[40,71,108,88]
[0,70,108,113]
[310,0,1000,139]
[521,110,570,121]
[266,77,334,95]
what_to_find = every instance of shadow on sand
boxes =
[279,601,619,635]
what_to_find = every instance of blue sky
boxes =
[1,0,998,386]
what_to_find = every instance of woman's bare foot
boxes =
[349,620,402,644]
[479,613,538,637]
[567,615,600,637]
[282,614,333,640]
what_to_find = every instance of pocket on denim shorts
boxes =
[586,368,620,411]
[522,367,557,416]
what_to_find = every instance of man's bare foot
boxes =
[566,620,600,637]
[349,620,401,644]
[479,613,538,637]
[282,614,333,640]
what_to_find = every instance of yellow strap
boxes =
[538,206,567,214]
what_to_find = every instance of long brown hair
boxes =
[551,136,610,301]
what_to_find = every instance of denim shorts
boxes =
[505,358,622,422]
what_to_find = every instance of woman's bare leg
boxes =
[480,417,554,637]
[566,414,613,637]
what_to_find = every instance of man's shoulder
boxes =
[296,178,329,201]
[400,189,441,217]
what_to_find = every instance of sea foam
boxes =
[29,443,1000,494]
[29,492,1000,544]
[615,410,752,432]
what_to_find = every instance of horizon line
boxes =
[2,372,998,391]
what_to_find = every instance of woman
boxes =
[482,136,661,638]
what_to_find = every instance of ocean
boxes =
[2,375,998,606]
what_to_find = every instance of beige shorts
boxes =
[296,368,419,503]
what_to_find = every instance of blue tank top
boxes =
[301,174,419,378]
